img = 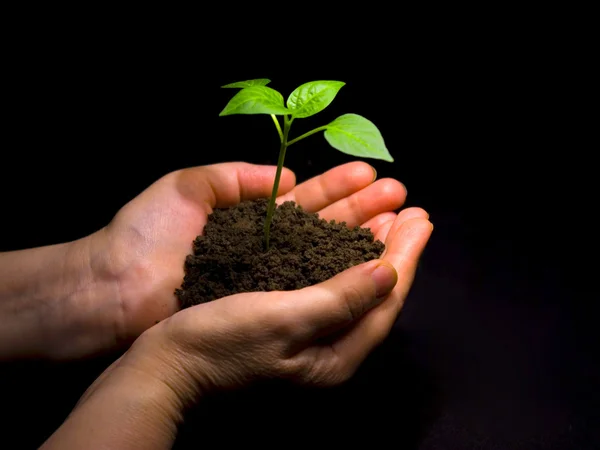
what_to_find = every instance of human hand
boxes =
[41,215,430,449]
[112,200,431,402]
[40,162,430,448]
[94,161,414,353]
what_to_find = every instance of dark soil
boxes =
[175,198,385,308]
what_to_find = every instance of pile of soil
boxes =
[175,198,385,308]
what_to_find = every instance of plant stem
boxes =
[286,125,328,146]
[264,116,292,250]
[270,114,283,143]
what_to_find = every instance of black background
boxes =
[1,10,597,450]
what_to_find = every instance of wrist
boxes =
[64,228,126,356]
[42,347,185,449]
[121,323,205,410]
[0,228,122,360]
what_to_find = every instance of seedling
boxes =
[220,79,393,250]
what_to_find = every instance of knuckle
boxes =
[260,294,299,338]
[288,348,359,388]
[339,284,368,323]
[276,356,306,379]
[299,360,347,387]
[313,359,356,387]
[350,192,365,219]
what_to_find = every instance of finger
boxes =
[280,259,398,343]
[275,162,375,212]
[175,162,297,209]
[374,220,394,243]
[383,218,433,304]
[384,207,429,249]
[330,218,433,367]
[316,178,407,228]
[381,207,430,259]
[377,207,429,244]
[361,212,397,238]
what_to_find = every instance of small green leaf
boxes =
[219,86,291,116]
[286,80,345,118]
[324,114,393,162]
[221,79,271,88]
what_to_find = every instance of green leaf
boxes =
[221,78,271,88]
[324,114,393,162]
[219,86,291,116]
[286,80,345,118]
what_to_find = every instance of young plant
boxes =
[220,79,394,250]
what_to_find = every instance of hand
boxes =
[97,161,415,352]
[115,199,431,400]
[40,162,431,449]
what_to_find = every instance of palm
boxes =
[105,162,412,343]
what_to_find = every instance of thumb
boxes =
[285,259,398,343]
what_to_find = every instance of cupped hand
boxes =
[98,161,413,350]
[116,194,432,401]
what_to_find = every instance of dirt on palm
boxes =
[175,198,385,308]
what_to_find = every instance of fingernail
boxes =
[370,165,377,182]
[372,262,398,299]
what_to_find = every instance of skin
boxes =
[0,161,432,448]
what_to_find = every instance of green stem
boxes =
[264,116,292,250]
[286,125,328,146]
[270,114,283,143]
